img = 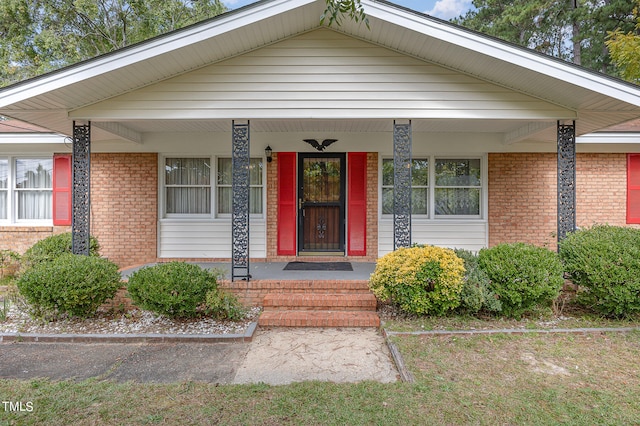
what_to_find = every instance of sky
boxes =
[222,0,474,21]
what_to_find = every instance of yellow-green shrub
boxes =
[369,245,465,315]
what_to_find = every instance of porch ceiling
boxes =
[1,0,640,144]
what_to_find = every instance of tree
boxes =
[0,0,227,88]
[321,0,368,28]
[0,0,369,88]
[455,0,638,76]
[606,1,640,83]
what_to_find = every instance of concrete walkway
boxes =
[0,328,398,385]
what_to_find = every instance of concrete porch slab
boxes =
[120,262,376,281]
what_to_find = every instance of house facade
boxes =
[1,0,640,270]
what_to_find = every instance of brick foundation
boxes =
[0,226,70,254]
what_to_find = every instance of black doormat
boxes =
[283,261,353,271]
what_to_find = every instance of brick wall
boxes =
[365,152,379,261]
[266,152,279,259]
[576,153,636,228]
[0,226,70,254]
[91,153,158,267]
[489,152,636,251]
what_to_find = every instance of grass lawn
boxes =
[1,330,639,425]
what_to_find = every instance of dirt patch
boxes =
[519,352,570,376]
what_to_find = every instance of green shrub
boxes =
[369,245,465,315]
[0,249,20,278]
[454,249,501,315]
[16,253,121,318]
[22,233,100,268]
[126,262,219,318]
[560,225,640,318]
[478,243,564,318]
[205,289,247,321]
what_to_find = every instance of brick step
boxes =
[224,279,372,294]
[263,293,377,311]
[258,310,381,327]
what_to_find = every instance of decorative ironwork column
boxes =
[72,121,91,255]
[232,121,250,281]
[393,121,412,250]
[557,120,576,244]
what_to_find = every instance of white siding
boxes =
[378,220,488,256]
[72,29,571,121]
[159,220,266,258]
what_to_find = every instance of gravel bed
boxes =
[0,303,261,336]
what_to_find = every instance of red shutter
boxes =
[53,154,72,226]
[348,152,367,256]
[628,154,640,224]
[277,152,297,255]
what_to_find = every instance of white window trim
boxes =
[159,155,266,221]
[379,154,487,221]
[0,155,54,226]
[162,156,213,219]
[215,157,265,219]
[381,157,430,218]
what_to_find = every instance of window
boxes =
[0,160,7,220]
[435,159,481,217]
[15,159,53,220]
[217,158,263,215]
[165,158,211,215]
[382,158,429,216]
[382,156,482,218]
[0,157,53,223]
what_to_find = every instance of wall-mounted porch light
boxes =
[265,145,273,163]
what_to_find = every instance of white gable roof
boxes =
[1,0,639,143]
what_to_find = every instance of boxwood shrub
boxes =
[22,232,100,268]
[454,249,501,315]
[16,253,121,318]
[126,262,219,318]
[369,245,465,315]
[559,225,640,318]
[478,243,564,318]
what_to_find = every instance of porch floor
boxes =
[120,262,376,281]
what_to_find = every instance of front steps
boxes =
[257,280,380,328]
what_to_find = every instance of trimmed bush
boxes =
[478,243,564,318]
[369,245,465,315]
[205,289,246,321]
[454,249,501,315]
[126,262,218,318]
[16,253,121,318]
[22,232,100,268]
[560,225,640,318]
